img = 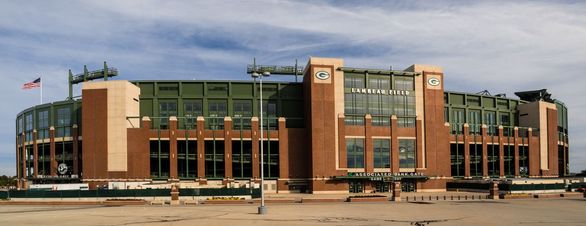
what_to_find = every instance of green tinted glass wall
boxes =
[133,81,304,128]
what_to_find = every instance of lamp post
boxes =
[252,70,270,215]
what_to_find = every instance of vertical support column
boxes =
[33,130,38,177]
[498,126,505,178]
[364,114,373,173]
[416,117,424,170]
[514,127,520,177]
[49,127,56,176]
[338,114,347,168]
[169,117,178,179]
[196,117,206,182]
[251,117,260,179]
[72,125,79,176]
[278,117,289,178]
[224,117,233,179]
[443,122,451,177]
[391,115,399,173]
[527,128,539,177]
[277,118,289,193]
[546,108,559,176]
[21,132,26,180]
[481,125,488,178]
[463,123,470,178]
[142,117,152,179]
[16,135,21,189]
[392,181,401,202]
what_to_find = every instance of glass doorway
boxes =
[349,181,364,193]
[401,179,416,192]
[374,181,390,193]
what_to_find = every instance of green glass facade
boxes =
[343,72,416,127]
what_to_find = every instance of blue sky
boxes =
[0,0,585,175]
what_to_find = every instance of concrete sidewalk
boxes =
[1,198,585,226]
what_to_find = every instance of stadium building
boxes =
[15,57,569,193]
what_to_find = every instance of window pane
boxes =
[346,138,364,168]
[399,139,415,168]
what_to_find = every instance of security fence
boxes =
[447,181,567,192]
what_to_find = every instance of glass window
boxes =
[399,139,415,168]
[394,76,414,91]
[344,74,365,88]
[183,100,202,129]
[468,110,481,134]
[159,101,177,129]
[487,144,500,176]
[451,108,465,134]
[373,139,390,168]
[232,140,252,178]
[17,117,23,134]
[208,100,227,130]
[484,111,496,135]
[346,138,364,168]
[205,140,225,178]
[25,114,33,131]
[56,108,71,137]
[38,110,49,128]
[451,144,465,176]
[25,113,33,141]
[233,100,252,129]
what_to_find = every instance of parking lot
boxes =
[1,198,585,225]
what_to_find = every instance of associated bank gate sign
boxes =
[340,172,427,181]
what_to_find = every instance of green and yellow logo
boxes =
[428,77,440,86]
[315,71,330,80]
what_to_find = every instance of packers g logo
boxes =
[58,163,68,175]
[428,77,440,86]
[315,71,330,80]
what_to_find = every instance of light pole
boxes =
[252,70,270,215]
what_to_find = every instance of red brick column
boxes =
[364,114,373,173]
[16,135,20,180]
[278,117,289,178]
[514,127,520,177]
[277,117,289,192]
[21,132,26,179]
[72,125,79,176]
[391,115,399,173]
[546,108,559,176]
[416,118,424,169]
[338,114,346,168]
[16,135,20,189]
[251,117,260,179]
[142,117,152,178]
[169,117,178,179]
[498,126,505,178]
[481,125,488,178]
[224,117,233,179]
[33,130,38,177]
[49,127,56,176]
[463,123,470,178]
[196,117,206,181]
[527,128,539,177]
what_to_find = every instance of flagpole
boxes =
[40,77,42,104]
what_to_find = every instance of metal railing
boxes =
[0,188,261,200]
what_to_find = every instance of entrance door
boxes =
[374,182,390,193]
[349,181,363,193]
[401,179,416,192]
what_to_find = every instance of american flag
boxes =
[22,78,41,90]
